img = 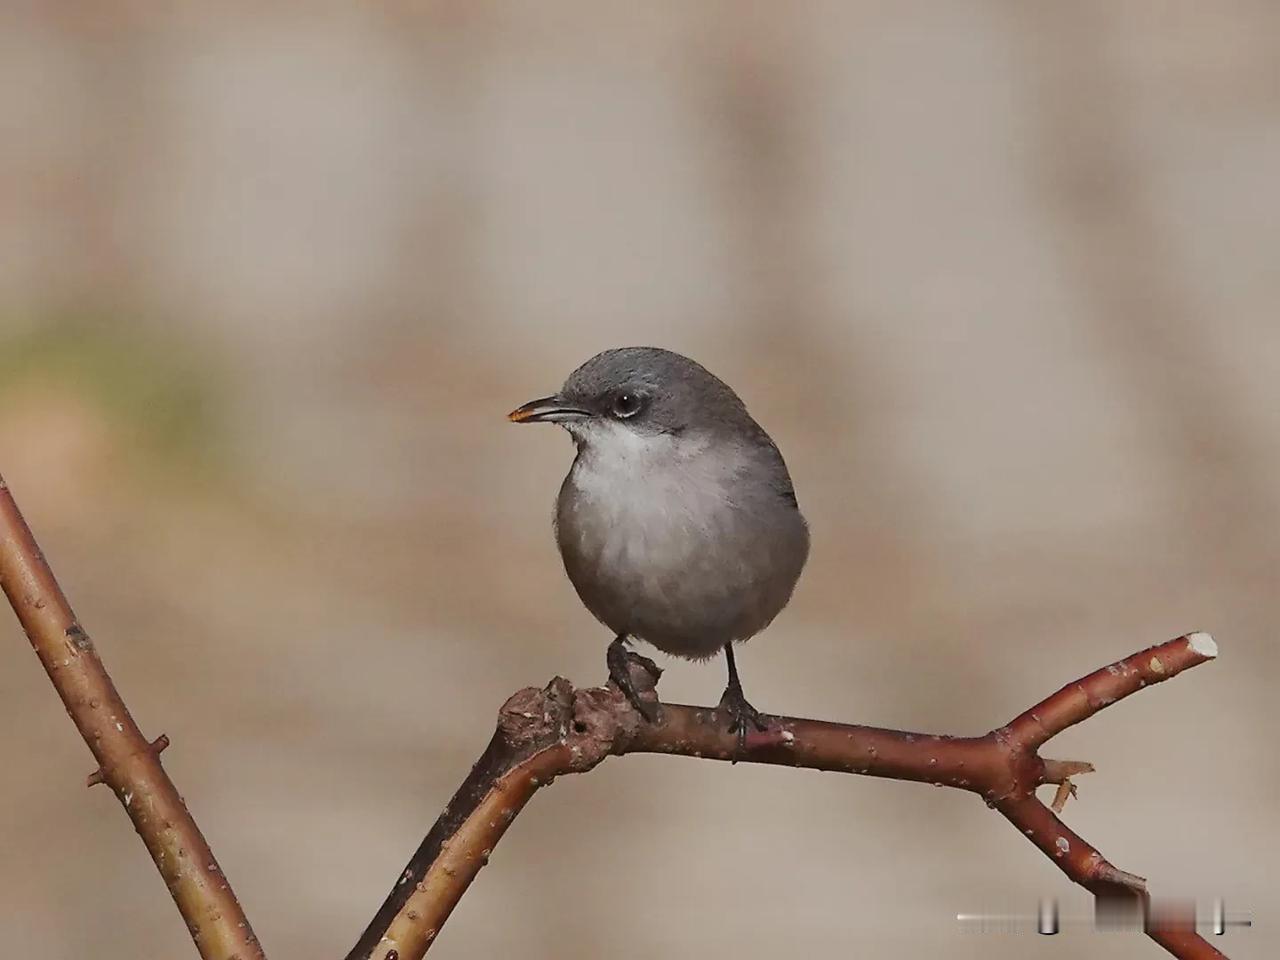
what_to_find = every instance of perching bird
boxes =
[508,347,809,738]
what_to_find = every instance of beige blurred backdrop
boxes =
[1,3,1276,958]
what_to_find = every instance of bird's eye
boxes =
[612,392,643,418]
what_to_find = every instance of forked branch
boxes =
[0,474,1226,960]
[348,633,1225,960]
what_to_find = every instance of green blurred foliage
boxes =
[0,315,226,475]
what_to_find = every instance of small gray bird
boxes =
[508,347,808,737]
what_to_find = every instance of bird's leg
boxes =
[607,635,660,722]
[719,644,769,750]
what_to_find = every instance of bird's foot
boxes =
[607,637,661,723]
[719,682,770,757]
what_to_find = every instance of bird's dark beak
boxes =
[507,395,591,424]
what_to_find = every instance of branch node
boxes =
[497,679,572,748]
[89,733,172,787]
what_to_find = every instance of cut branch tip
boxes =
[1186,631,1217,658]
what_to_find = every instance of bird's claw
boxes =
[607,637,661,722]
[719,683,769,758]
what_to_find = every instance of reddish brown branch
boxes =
[0,469,1226,960]
[348,634,1225,960]
[0,475,265,960]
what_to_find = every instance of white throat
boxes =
[563,418,743,519]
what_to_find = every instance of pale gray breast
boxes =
[554,421,808,658]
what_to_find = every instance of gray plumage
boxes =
[511,347,808,663]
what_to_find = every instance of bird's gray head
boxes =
[508,347,759,449]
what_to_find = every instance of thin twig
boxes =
[0,475,265,960]
[348,633,1224,960]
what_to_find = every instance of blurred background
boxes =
[1,3,1275,958]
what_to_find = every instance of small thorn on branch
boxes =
[1042,758,1094,783]
[1042,758,1093,812]
[1050,780,1077,813]
[2,475,264,959]
[1096,862,1148,893]
[85,733,171,788]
